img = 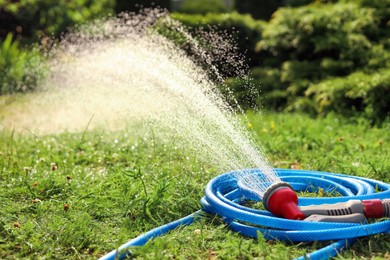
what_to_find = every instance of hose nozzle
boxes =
[300,198,390,220]
[262,182,304,220]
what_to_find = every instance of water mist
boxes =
[3,10,388,260]
[1,10,280,200]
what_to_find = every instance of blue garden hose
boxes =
[99,169,390,260]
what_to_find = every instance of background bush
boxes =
[170,0,390,124]
[234,0,314,20]
[248,1,390,123]
[0,0,389,123]
[234,0,284,20]
[171,12,266,67]
[177,0,229,15]
[0,0,114,94]
[0,33,46,95]
[258,3,377,66]
[0,0,115,42]
[306,69,390,123]
[115,0,170,14]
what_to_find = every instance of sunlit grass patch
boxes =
[1,112,389,259]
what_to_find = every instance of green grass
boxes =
[1,112,389,259]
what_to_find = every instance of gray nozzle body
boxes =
[300,200,364,218]
[301,199,390,221]
[304,213,366,223]
[383,199,390,217]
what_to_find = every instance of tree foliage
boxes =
[249,1,390,122]
[234,0,284,20]
[171,12,266,67]
[178,0,229,15]
[115,0,170,14]
[0,0,115,42]
[0,33,46,94]
[306,69,390,123]
[0,0,389,122]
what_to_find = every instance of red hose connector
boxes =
[262,182,304,220]
[362,199,384,218]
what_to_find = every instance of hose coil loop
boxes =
[202,169,390,259]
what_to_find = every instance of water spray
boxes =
[5,9,387,259]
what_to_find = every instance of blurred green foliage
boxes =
[170,1,390,122]
[248,1,390,123]
[306,69,390,123]
[235,0,284,20]
[171,12,266,67]
[0,0,115,42]
[0,0,114,94]
[0,0,389,122]
[220,77,260,110]
[115,0,170,14]
[346,0,390,38]
[0,33,46,95]
[233,0,314,20]
[258,3,376,64]
[177,0,229,15]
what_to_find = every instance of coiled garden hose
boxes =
[99,169,390,260]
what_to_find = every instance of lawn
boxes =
[1,111,389,259]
